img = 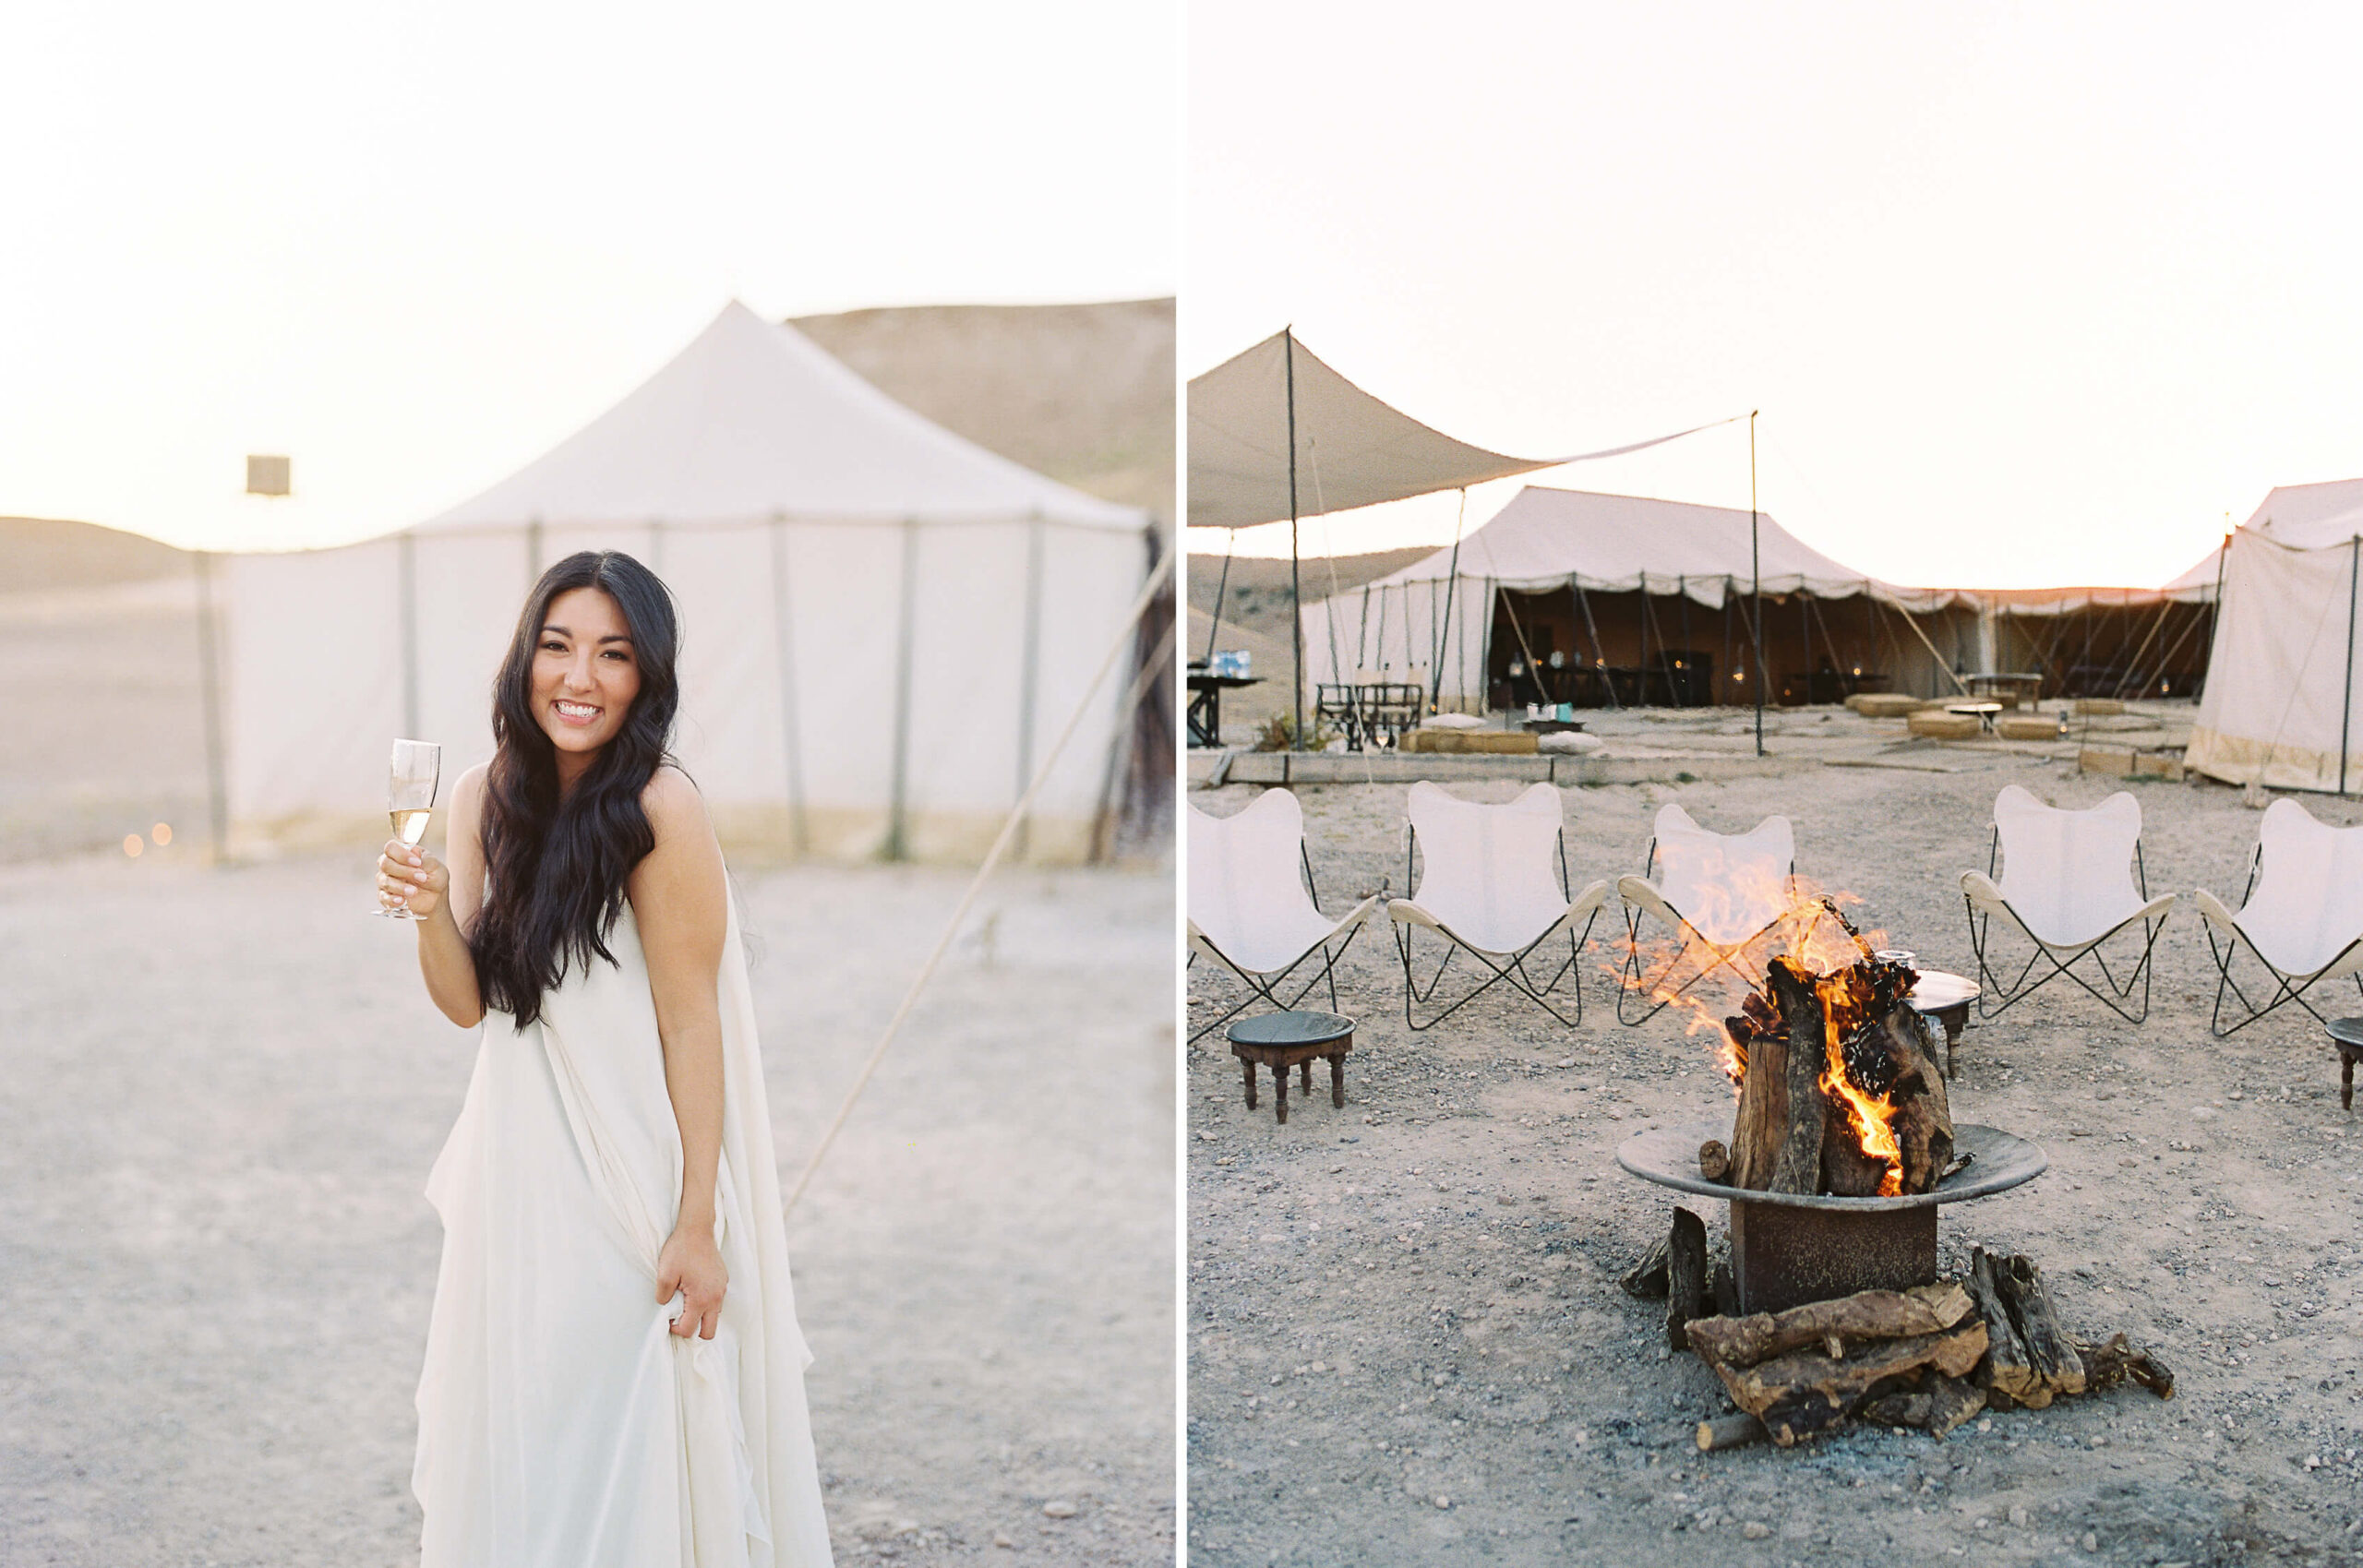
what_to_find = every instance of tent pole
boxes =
[885,519,919,861]
[2343,534,2358,796]
[194,549,229,861]
[1286,327,1304,748]
[2204,530,2231,703]
[528,515,544,579]
[1202,528,1233,663]
[1636,572,1651,708]
[1430,489,1469,714]
[1750,412,1763,756]
[1014,514,1046,858]
[767,515,810,856]
[1721,581,1734,708]
[1677,575,1693,705]
[1573,578,1615,711]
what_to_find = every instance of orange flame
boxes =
[1613,867,1906,1194]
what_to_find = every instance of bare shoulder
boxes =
[640,764,712,842]
[451,762,490,812]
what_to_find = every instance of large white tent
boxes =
[1298,486,1957,708]
[224,301,1157,861]
[2185,481,2363,792]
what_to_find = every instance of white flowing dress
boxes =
[413,892,834,1568]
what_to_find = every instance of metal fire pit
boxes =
[1616,1121,2046,1314]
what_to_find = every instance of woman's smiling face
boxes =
[531,586,641,769]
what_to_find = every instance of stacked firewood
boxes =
[1627,1231,2175,1448]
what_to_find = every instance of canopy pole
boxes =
[2343,534,2358,796]
[1721,581,1734,709]
[1430,489,1469,714]
[1014,514,1046,859]
[1676,575,1693,706]
[1635,571,1651,708]
[1573,578,1616,711]
[884,519,919,861]
[767,515,810,856]
[1286,327,1304,748]
[1750,412,1763,756]
[194,550,229,861]
[2107,595,2177,702]
[2204,529,2231,703]
[1201,527,1233,664]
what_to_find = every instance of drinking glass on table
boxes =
[378,739,441,919]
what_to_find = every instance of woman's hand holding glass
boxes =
[378,841,452,920]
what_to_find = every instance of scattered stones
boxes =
[1041,1501,1077,1519]
[1743,1521,1772,1539]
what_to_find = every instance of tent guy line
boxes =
[781,546,1175,1220]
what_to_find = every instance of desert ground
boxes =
[1187,703,2363,1566]
[0,848,1172,1566]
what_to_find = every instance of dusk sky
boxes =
[0,1,1178,551]
[1189,2,2363,589]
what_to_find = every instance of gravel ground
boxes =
[0,849,1173,1567]
[1187,724,2363,1567]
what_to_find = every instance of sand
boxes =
[0,848,1173,1566]
[1186,707,2363,1566]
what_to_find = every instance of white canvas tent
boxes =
[224,301,1156,861]
[1298,485,1952,709]
[2184,481,2363,793]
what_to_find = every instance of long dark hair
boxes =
[471,550,681,1026]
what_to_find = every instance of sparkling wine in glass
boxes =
[378,738,441,919]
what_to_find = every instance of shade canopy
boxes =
[422,299,1143,533]
[1185,330,1565,531]
[2165,479,2363,594]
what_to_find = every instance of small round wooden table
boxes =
[1908,971,1980,1079]
[2329,1018,2363,1111]
[1226,1011,1354,1126]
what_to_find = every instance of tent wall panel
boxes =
[663,522,787,805]
[2189,530,2362,792]
[225,542,404,827]
[413,532,533,794]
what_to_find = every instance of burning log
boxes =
[1707,1322,1989,1446]
[1684,1282,1973,1369]
[1890,1011,1955,1193]
[1666,1208,1710,1351]
[1725,1011,1789,1191]
[1766,959,1833,1195]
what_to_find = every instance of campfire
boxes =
[1614,885,2173,1449]
[1711,902,1954,1201]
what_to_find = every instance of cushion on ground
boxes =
[1995,713,2064,741]
[1403,728,1541,754]
[1848,693,1926,718]
[1420,712,1485,730]
[2074,698,2127,715]
[1908,711,1984,740]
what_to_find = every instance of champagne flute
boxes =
[378,738,442,919]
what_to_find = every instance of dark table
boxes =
[2330,1018,2363,1110]
[1188,671,1263,748]
[1908,971,1980,1079]
[1226,1010,1354,1125]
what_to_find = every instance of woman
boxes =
[378,550,833,1568]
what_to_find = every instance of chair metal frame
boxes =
[1962,826,2168,1025]
[2200,844,2363,1037]
[1391,816,1602,1032]
[1614,833,1796,1026]
[1187,840,1370,1042]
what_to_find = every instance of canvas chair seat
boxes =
[1187,789,1377,1040]
[1614,805,1795,1026]
[2196,798,2363,1035]
[1387,782,1608,1029]
[1390,782,1610,954]
[1960,785,2173,1023]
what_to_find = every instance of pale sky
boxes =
[0,1,1178,552]
[1188,2,2363,590]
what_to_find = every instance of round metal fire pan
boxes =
[1615,1121,2045,1213]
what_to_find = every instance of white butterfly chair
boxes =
[1961,785,2175,1023]
[1387,782,1612,1030]
[1615,805,1797,1025]
[2195,798,2363,1036]
[1187,789,1380,1042]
